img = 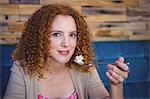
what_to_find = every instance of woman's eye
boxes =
[70,33,77,38]
[52,33,61,37]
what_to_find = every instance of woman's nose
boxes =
[61,37,70,47]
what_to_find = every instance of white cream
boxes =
[74,54,84,65]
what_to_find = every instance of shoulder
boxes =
[10,60,26,79]
[10,60,38,83]
[11,60,23,72]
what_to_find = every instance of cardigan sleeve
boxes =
[87,69,110,99]
[3,61,26,99]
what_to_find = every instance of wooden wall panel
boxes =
[0,0,149,44]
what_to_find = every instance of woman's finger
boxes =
[107,64,129,79]
[117,57,124,63]
[115,60,129,72]
[106,71,119,84]
[108,70,124,83]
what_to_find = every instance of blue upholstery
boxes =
[0,45,16,67]
[1,40,150,99]
[93,41,150,99]
[0,45,16,98]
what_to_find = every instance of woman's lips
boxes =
[58,51,70,55]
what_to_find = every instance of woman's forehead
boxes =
[51,15,77,31]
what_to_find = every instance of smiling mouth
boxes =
[58,51,70,55]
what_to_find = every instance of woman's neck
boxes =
[51,64,67,74]
[42,60,69,80]
[45,58,68,74]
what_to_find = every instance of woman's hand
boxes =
[106,57,129,85]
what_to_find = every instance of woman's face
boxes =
[49,15,77,64]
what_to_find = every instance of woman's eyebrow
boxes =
[70,31,77,34]
[51,30,63,33]
[51,30,77,34]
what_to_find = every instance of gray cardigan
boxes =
[4,61,109,99]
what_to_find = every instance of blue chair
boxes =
[94,40,150,99]
[1,40,150,99]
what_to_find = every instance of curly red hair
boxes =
[12,4,95,78]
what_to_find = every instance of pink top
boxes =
[38,91,78,99]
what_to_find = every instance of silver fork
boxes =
[82,62,130,67]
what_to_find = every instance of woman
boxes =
[4,4,129,99]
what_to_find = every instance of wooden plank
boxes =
[146,21,150,32]
[0,0,9,4]
[0,22,8,32]
[75,0,137,7]
[40,0,122,3]
[92,34,150,42]
[19,4,81,14]
[82,6,126,15]
[8,21,25,32]
[6,15,20,22]
[0,4,81,15]
[128,16,148,21]
[40,0,126,7]
[92,36,129,42]
[0,32,21,44]
[113,21,146,31]
[0,32,20,44]
[129,34,150,40]
[0,4,19,15]
[18,4,42,15]
[0,14,30,22]
[92,30,111,36]
[20,15,31,21]
[40,0,72,4]
[127,7,149,16]
[74,1,126,7]
[0,15,6,22]
[84,14,127,22]
[9,0,20,4]
[0,4,41,15]
[0,34,21,39]
[92,29,133,37]
[0,32,21,39]
[72,0,141,7]
[124,0,139,7]
[10,0,39,4]
[0,38,18,44]
[88,21,147,31]
[139,0,150,9]
[110,30,133,36]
